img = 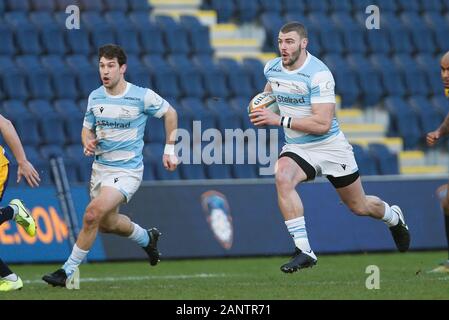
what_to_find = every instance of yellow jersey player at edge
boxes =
[0,115,40,291]
[426,51,449,273]
[43,44,178,286]
[250,22,410,273]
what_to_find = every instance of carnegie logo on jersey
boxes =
[201,191,233,250]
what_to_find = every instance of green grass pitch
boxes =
[2,251,448,300]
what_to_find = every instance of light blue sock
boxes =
[63,244,88,276]
[128,222,149,247]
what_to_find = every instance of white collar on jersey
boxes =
[103,81,131,98]
[281,51,312,75]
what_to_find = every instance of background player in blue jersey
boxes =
[250,22,410,273]
[426,51,449,273]
[0,114,40,291]
[43,44,178,287]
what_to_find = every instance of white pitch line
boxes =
[23,273,229,284]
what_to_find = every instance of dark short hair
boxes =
[98,44,127,66]
[280,22,308,39]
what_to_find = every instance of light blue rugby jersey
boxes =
[264,52,340,144]
[83,82,169,169]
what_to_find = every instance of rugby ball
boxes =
[248,92,280,114]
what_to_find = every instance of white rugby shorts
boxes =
[279,132,359,179]
[90,162,143,203]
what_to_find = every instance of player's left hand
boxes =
[163,154,178,171]
[249,108,281,127]
[17,160,40,187]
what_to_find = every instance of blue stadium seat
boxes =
[144,117,166,144]
[309,12,344,54]
[126,56,152,87]
[234,0,259,23]
[55,0,75,10]
[232,164,258,179]
[423,12,449,53]
[384,97,422,149]
[431,96,449,121]
[129,14,165,55]
[192,57,228,99]
[142,160,156,181]
[305,0,328,12]
[23,145,44,163]
[351,144,378,176]
[416,56,443,89]
[6,0,30,11]
[0,66,28,100]
[205,164,233,179]
[90,25,117,49]
[3,100,28,116]
[419,0,443,12]
[179,15,214,55]
[167,54,204,98]
[331,12,367,54]
[103,0,129,12]
[400,12,437,54]
[328,0,352,12]
[128,0,152,12]
[205,98,242,133]
[41,55,79,99]
[322,54,359,107]
[368,143,399,175]
[375,0,399,12]
[370,54,407,97]
[281,0,305,14]
[346,54,383,107]
[79,0,104,11]
[155,16,191,55]
[54,99,84,144]
[27,99,54,115]
[180,97,216,132]
[30,0,55,11]
[258,0,282,14]
[180,164,207,180]
[408,95,442,135]
[260,13,285,52]
[380,13,411,52]
[40,145,65,161]
[77,158,93,182]
[103,11,135,30]
[209,0,235,23]
[8,116,41,147]
[393,54,431,97]
[0,23,16,55]
[218,58,254,98]
[396,0,420,12]
[30,12,67,54]
[242,58,266,93]
[15,55,54,100]
[10,22,43,55]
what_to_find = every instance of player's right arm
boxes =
[427,115,449,146]
[81,127,97,156]
[0,115,40,187]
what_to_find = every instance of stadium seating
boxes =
[0,0,446,184]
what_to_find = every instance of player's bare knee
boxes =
[345,200,368,216]
[83,205,103,228]
[275,170,295,191]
